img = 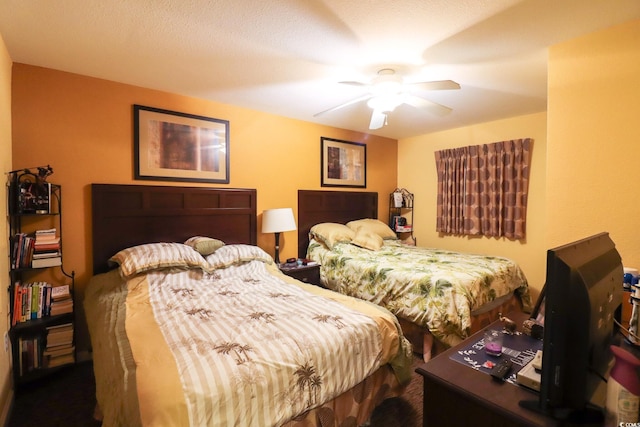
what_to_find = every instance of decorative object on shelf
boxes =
[262,208,297,264]
[134,104,230,184]
[320,137,366,188]
[8,165,54,214]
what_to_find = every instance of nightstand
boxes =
[279,263,322,287]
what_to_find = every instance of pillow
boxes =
[346,218,397,240]
[351,227,384,251]
[109,242,207,278]
[206,244,273,269]
[184,236,225,256]
[309,223,355,249]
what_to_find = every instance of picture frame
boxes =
[320,137,366,188]
[134,104,230,183]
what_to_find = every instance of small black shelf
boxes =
[9,313,74,336]
[7,169,75,388]
[389,188,415,243]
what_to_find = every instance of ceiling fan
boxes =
[315,68,460,130]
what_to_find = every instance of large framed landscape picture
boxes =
[134,105,230,183]
[320,137,366,188]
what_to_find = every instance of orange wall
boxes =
[10,64,398,354]
[546,19,640,271]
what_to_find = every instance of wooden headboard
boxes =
[297,190,378,259]
[92,184,256,274]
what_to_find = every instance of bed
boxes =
[85,184,413,427]
[297,190,532,359]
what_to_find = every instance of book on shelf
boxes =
[49,300,73,316]
[12,282,59,323]
[43,323,75,368]
[51,285,70,300]
[31,256,62,268]
[43,345,75,358]
[44,352,75,368]
[33,242,60,251]
[50,285,73,315]
[11,233,35,269]
[46,323,74,347]
[11,229,61,268]
[35,228,57,239]
[19,336,42,375]
[32,251,61,259]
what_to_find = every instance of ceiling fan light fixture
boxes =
[367,93,405,113]
[371,69,403,97]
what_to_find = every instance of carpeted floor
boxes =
[8,356,424,426]
[8,361,102,427]
[370,354,423,427]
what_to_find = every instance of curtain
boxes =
[434,138,533,239]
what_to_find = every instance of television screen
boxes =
[521,232,622,422]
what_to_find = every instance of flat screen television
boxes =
[520,232,623,423]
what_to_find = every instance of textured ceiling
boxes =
[1,0,640,139]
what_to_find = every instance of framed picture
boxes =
[134,105,229,183]
[320,137,366,188]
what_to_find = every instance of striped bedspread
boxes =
[85,246,412,427]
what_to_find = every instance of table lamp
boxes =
[262,208,296,264]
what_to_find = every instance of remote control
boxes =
[490,359,513,381]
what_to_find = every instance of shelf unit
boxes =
[7,170,75,387]
[389,188,415,243]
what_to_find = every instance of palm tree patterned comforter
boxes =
[85,244,412,427]
[307,239,532,348]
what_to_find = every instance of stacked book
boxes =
[32,228,61,268]
[49,285,73,316]
[43,323,75,368]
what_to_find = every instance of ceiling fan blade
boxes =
[314,94,372,117]
[338,80,370,87]
[369,110,387,129]
[405,95,453,116]
[408,80,460,91]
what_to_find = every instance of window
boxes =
[434,138,533,239]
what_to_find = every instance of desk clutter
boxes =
[449,326,543,387]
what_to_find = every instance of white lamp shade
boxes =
[262,208,297,233]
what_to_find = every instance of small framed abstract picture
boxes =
[134,104,229,183]
[320,137,366,188]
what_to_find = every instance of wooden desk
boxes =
[416,311,558,427]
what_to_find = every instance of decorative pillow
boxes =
[206,244,273,270]
[351,227,384,251]
[346,218,397,240]
[309,223,355,249]
[184,236,225,256]
[109,242,207,278]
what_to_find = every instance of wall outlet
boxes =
[4,332,8,353]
